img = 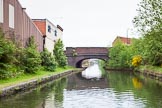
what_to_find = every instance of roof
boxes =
[33,20,46,35]
[32,19,64,35]
[118,36,131,44]
[112,36,132,45]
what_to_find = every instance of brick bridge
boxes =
[66,47,109,68]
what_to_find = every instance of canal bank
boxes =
[135,66,162,81]
[1,65,162,108]
[105,66,162,81]
[0,69,83,98]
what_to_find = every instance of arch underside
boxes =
[75,56,107,68]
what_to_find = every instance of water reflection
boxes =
[132,77,143,89]
[66,72,108,90]
[0,78,67,108]
[1,70,162,108]
[81,59,102,79]
[44,78,67,108]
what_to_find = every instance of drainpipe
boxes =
[43,35,46,50]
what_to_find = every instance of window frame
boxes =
[9,4,14,28]
[0,0,3,23]
[48,25,51,33]
[54,30,57,36]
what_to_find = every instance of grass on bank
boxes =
[138,65,162,73]
[0,66,75,90]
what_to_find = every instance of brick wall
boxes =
[0,0,43,51]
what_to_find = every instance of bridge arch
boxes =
[66,47,109,68]
[76,57,107,68]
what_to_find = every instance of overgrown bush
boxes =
[41,48,57,71]
[0,28,18,79]
[22,36,41,73]
[108,41,132,68]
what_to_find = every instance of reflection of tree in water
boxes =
[106,71,162,108]
[40,77,67,108]
[39,77,67,108]
[54,78,67,103]
[0,77,67,108]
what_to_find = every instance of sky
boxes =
[19,0,141,47]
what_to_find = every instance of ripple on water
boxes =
[63,88,146,108]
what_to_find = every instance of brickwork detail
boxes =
[66,47,109,67]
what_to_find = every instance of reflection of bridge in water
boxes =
[66,72,109,90]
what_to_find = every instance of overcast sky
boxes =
[19,0,140,47]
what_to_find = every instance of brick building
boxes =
[0,0,43,51]
[112,36,132,46]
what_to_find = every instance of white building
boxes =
[33,19,63,54]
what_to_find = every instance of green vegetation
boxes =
[98,60,106,77]
[133,0,161,34]
[107,71,162,108]
[0,27,68,79]
[139,65,162,73]
[53,77,67,103]
[22,36,42,73]
[107,0,162,72]
[41,48,57,71]
[0,66,74,89]
[107,41,133,68]
[133,0,162,66]
[53,39,67,67]
[0,76,68,108]
[0,28,18,79]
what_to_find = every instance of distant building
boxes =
[0,0,43,51]
[33,19,63,54]
[112,36,132,46]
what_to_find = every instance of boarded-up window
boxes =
[9,4,14,28]
[0,0,3,23]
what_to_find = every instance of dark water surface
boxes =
[0,68,162,108]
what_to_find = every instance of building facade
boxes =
[33,19,63,54]
[0,0,43,51]
[112,36,132,46]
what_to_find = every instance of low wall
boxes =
[105,67,162,81]
[136,70,162,81]
[0,69,82,98]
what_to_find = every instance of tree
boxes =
[53,39,67,67]
[41,48,57,71]
[133,0,162,34]
[142,29,162,65]
[22,36,41,73]
[133,0,162,66]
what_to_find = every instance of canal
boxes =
[0,61,162,108]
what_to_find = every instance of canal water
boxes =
[0,62,162,108]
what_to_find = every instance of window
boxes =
[0,0,3,23]
[48,25,51,33]
[54,30,57,36]
[9,4,14,28]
